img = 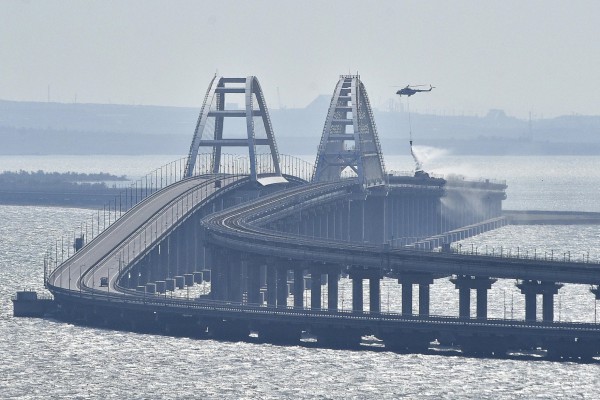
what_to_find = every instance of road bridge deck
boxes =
[203,181,600,285]
[39,171,600,359]
[48,174,247,294]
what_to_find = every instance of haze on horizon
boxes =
[1,0,599,119]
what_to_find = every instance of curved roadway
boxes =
[203,181,600,285]
[47,174,247,295]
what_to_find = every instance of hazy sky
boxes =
[2,0,599,118]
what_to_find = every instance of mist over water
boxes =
[2,155,600,398]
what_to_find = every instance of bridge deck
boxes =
[45,175,600,355]
[202,181,600,285]
[48,174,246,293]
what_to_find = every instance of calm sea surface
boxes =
[1,155,600,399]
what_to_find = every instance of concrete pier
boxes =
[246,261,262,305]
[369,276,380,313]
[293,267,304,308]
[175,276,185,290]
[310,266,322,310]
[327,267,339,310]
[451,275,497,319]
[166,278,176,292]
[517,280,563,322]
[352,276,363,313]
[397,273,434,316]
[266,264,277,307]
[276,265,288,308]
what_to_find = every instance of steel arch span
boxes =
[312,75,387,188]
[184,76,286,185]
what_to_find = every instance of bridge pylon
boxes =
[184,76,287,185]
[312,75,386,188]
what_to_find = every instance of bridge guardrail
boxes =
[48,284,600,332]
[44,154,317,287]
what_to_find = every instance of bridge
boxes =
[34,75,600,360]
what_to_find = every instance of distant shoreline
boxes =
[0,170,128,209]
[3,99,600,156]
[0,189,122,209]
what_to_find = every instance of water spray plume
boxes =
[410,140,423,172]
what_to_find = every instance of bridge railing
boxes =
[447,243,598,264]
[44,155,214,282]
[43,153,322,284]
[390,238,598,264]
[202,153,316,182]
[49,285,600,329]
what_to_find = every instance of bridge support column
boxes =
[145,247,157,283]
[309,211,317,237]
[185,220,196,274]
[349,199,365,243]
[352,277,363,313]
[207,248,222,300]
[476,287,488,320]
[365,196,385,245]
[524,290,536,321]
[293,265,305,308]
[542,292,554,322]
[158,240,169,279]
[327,207,335,239]
[397,273,434,316]
[169,229,180,276]
[316,211,324,239]
[311,266,322,310]
[228,254,243,303]
[215,249,231,301]
[401,283,413,316]
[451,275,497,319]
[369,277,380,313]
[246,258,262,305]
[419,283,430,316]
[335,203,344,240]
[458,286,470,318]
[277,265,288,308]
[327,267,340,311]
[266,264,277,307]
[517,280,563,322]
[349,267,381,313]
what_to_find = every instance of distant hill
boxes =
[1,99,600,156]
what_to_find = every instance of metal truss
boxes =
[184,76,286,185]
[312,75,387,188]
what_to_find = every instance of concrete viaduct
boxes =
[38,75,600,360]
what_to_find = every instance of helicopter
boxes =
[396,84,434,97]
